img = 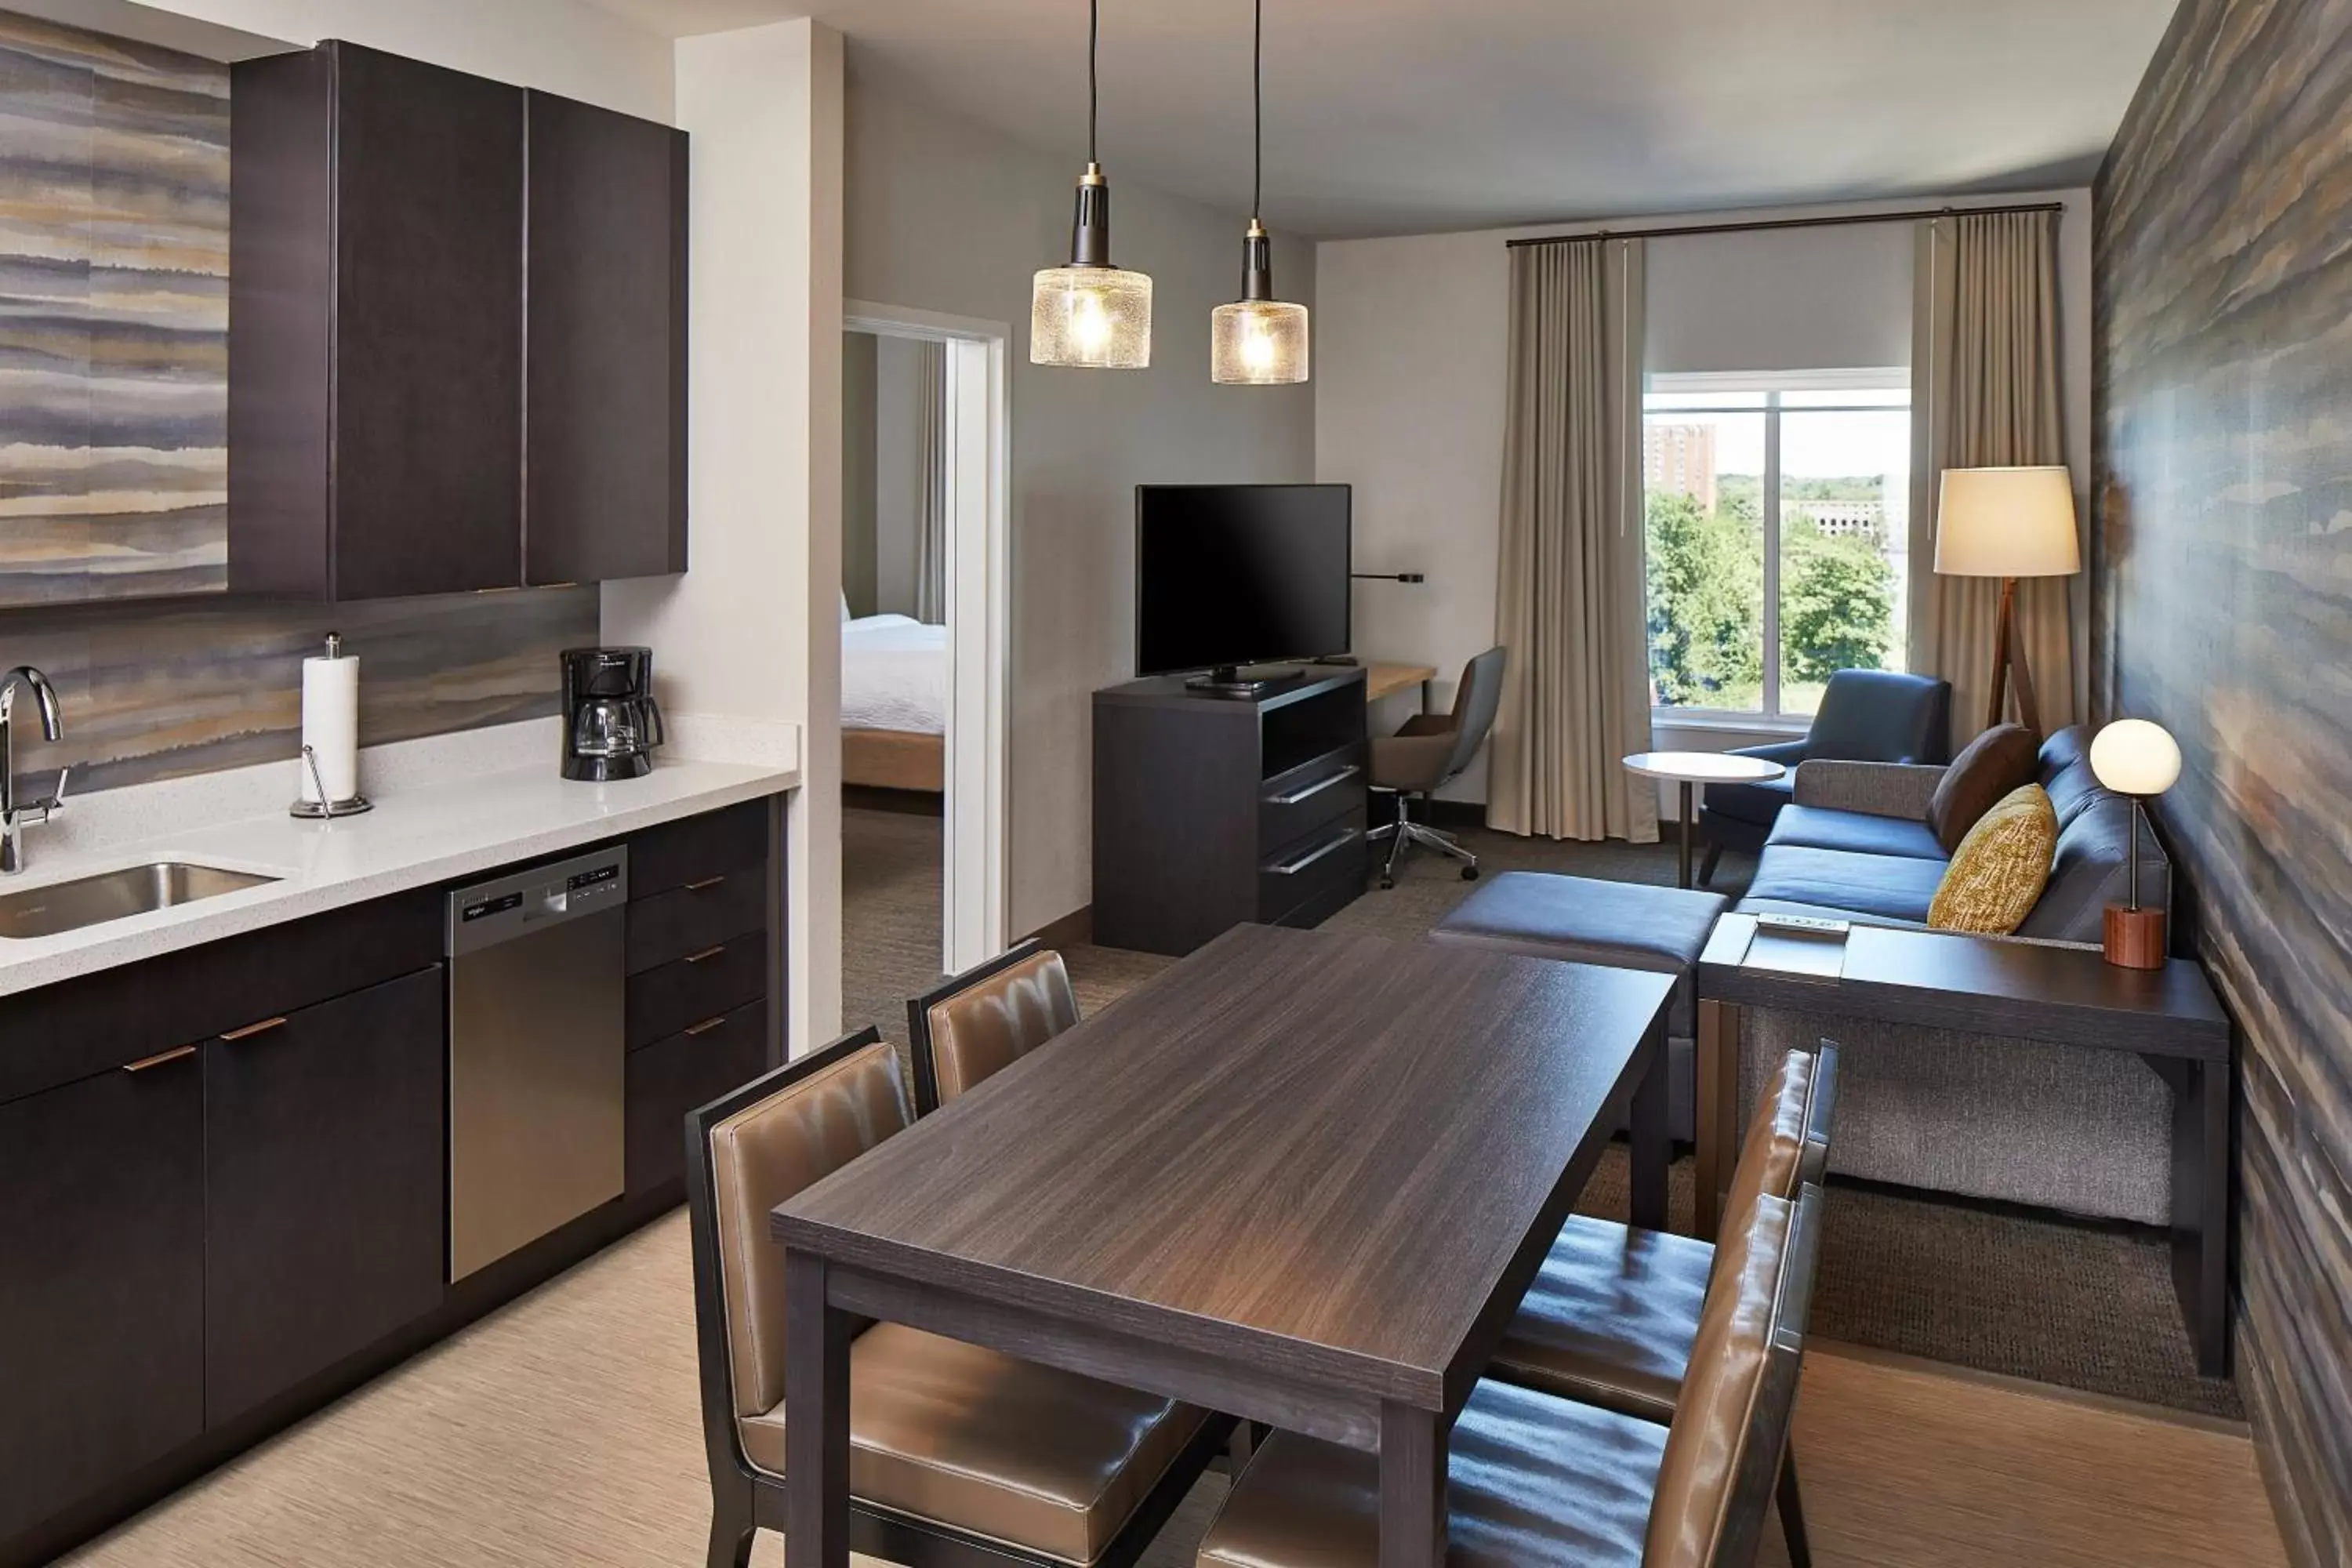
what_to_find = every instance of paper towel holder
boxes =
[289,633,373,819]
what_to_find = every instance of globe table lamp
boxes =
[2089,718,2181,969]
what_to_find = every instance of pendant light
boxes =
[1210,0,1308,385]
[1031,0,1152,368]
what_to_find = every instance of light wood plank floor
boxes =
[63,1210,2286,1568]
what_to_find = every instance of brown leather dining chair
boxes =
[686,1025,1229,1568]
[1193,1181,1830,1567]
[1486,1044,1841,1568]
[1367,646,1506,888]
[906,938,1081,1114]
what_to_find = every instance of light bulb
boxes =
[1071,290,1112,352]
[1242,323,1275,372]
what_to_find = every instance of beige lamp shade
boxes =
[1935,466,2082,577]
[2090,719,2182,797]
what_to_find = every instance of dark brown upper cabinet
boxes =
[230,42,526,601]
[525,92,689,583]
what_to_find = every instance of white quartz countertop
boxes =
[0,751,798,1000]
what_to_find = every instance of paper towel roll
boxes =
[301,642,359,804]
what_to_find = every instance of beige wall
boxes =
[844,53,1317,935]
[1314,189,2093,811]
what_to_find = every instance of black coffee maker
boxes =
[561,646,666,781]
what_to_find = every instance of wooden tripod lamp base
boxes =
[1987,575,2043,736]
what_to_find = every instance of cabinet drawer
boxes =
[626,1000,765,1197]
[627,930,765,1050]
[630,800,770,899]
[1257,808,1368,921]
[1258,742,1367,851]
[627,863,765,975]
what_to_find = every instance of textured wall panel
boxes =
[2094,1,2352,1560]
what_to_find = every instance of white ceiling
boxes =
[590,0,2179,238]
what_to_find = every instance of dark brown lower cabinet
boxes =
[625,998,765,1197]
[202,967,448,1425]
[0,1051,205,1542]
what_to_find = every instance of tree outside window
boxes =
[1643,378,1907,719]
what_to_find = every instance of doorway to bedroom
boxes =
[837,307,1010,1036]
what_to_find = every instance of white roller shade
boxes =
[1644,221,1913,375]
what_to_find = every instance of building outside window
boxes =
[1643,372,1911,720]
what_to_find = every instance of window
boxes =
[1643,372,1910,720]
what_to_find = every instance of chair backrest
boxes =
[1806,670,1952,766]
[1719,1048,1815,1238]
[906,938,1080,1113]
[1644,1183,1828,1568]
[1439,646,1509,782]
[1797,1042,1840,1188]
[684,1025,911,1453]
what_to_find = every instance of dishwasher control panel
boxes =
[446,844,630,956]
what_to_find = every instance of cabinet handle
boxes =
[683,945,726,964]
[1267,765,1360,806]
[123,1044,197,1073]
[684,875,727,892]
[684,1015,729,1037]
[1267,826,1362,877]
[220,1016,289,1042]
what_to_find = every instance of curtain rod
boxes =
[1503,199,2065,249]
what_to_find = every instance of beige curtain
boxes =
[913,339,948,625]
[1911,211,2075,750]
[1487,238,1659,844]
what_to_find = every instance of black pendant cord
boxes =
[1251,0,1262,222]
[1088,0,1099,165]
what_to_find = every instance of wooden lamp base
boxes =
[2104,903,2166,969]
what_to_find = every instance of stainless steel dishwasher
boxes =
[446,844,628,1282]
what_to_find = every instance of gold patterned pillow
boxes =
[1928,783,2057,935]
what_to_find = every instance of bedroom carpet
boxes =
[844,806,2243,1421]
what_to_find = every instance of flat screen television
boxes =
[1134,484,1351,685]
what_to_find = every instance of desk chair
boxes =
[1367,646,1506,888]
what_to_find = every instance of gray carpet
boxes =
[843,806,2242,1421]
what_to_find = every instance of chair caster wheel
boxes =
[1462,866,1480,880]
[1379,877,1395,891]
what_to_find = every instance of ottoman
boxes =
[1429,873,1729,1140]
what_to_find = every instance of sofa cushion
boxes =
[1429,872,1726,1036]
[2018,791,2170,942]
[1743,844,1947,926]
[1929,785,2058,935]
[2038,726,2110,828]
[1927,724,2041,851]
[1765,803,1948,862]
[1702,770,1793,829]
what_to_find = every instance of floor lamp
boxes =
[1934,466,2082,735]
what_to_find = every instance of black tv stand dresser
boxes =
[1092,667,1370,956]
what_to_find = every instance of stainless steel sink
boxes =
[0,861,280,939]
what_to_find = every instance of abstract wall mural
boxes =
[2096,1,2352,1560]
[0,9,599,793]
[0,9,230,603]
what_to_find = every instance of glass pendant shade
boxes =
[1031,263,1152,368]
[1210,298,1308,384]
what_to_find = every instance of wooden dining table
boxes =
[771,923,1677,1568]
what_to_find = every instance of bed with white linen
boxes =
[841,612,947,791]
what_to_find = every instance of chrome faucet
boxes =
[0,666,67,874]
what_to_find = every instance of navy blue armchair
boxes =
[1697,670,1952,886]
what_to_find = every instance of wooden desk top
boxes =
[1699,913,2230,1061]
[775,924,1674,1413]
[1364,662,1437,703]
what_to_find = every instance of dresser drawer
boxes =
[626,864,766,975]
[626,930,765,1050]
[1256,808,1367,923]
[1258,743,1367,853]
[629,800,770,899]
[626,999,767,1196]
